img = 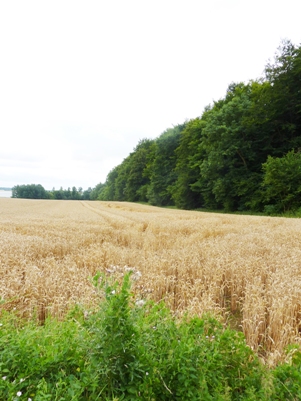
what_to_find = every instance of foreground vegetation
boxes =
[1,273,301,400]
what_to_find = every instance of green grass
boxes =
[0,273,301,400]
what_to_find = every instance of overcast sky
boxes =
[1,0,301,190]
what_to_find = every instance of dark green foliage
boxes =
[90,182,105,200]
[88,182,105,200]
[146,125,186,206]
[170,118,205,209]
[98,39,301,214]
[98,166,120,201]
[124,139,154,202]
[12,184,49,199]
[98,139,155,202]
[196,84,259,211]
[50,186,84,200]
[99,125,186,207]
[264,40,301,152]
[12,184,96,200]
[262,151,301,212]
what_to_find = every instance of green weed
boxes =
[0,274,300,400]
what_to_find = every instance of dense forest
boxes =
[13,40,301,214]
[91,40,301,214]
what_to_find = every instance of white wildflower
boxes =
[132,271,142,281]
[111,290,116,295]
[135,299,145,307]
[2,376,7,380]
[20,378,25,382]
[17,391,22,397]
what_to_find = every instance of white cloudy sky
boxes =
[1,0,301,190]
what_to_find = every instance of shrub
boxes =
[271,345,301,400]
[85,273,266,400]
[0,310,86,400]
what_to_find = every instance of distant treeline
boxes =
[11,184,100,201]
[92,40,301,214]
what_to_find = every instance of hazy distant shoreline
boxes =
[0,189,12,198]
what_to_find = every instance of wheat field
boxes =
[1,198,301,364]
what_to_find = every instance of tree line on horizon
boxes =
[92,39,301,214]
[11,184,96,201]
[12,40,301,214]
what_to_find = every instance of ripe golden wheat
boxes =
[1,198,301,365]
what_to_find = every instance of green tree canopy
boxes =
[97,39,301,214]
[262,151,301,212]
[146,125,186,206]
[12,184,48,199]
